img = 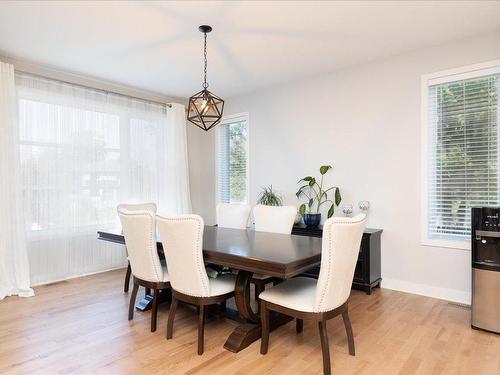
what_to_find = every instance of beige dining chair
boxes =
[252,204,297,307]
[117,205,170,332]
[259,214,366,375]
[216,203,251,229]
[118,203,157,293]
[156,214,236,355]
[253,204,297,234]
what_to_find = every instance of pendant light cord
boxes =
[203,31,208,89]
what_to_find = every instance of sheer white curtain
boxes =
[0,62,34,299]
[16,73,191,285]
[160,103,192,214]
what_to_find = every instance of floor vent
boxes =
[447,301,471,310]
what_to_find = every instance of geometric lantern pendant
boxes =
[187,25,224,131]
[187,88,224,131]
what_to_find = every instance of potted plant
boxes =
[256,185,283,206]
[296,165,341,227]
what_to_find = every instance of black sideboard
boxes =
[292,224,383,295]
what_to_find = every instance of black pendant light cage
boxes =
[188,25,225,131]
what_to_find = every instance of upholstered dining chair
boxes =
[118,203,157,293]
[216,203,251,229]
[251,204,297,307]
[117,205,170,332]
[157,214,236,355]
[253,204,297,234]
[259,214,366,375]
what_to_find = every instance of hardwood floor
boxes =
[0,269,498,375]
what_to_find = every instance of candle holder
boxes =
[358,200,370,212]
[342,204,353,217]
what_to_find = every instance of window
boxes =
[16,72,191,284]
[216,113,249,204]
[17,81,166,233]
[422,62,500,248]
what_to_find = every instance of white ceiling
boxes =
[1,1,500,99]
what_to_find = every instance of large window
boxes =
[423,63,500,248]
[216,113,249,204]
[18,79,165,234]
[16,73,191,284]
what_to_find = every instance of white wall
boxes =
[187,31,500,304]
[187,124,217,224]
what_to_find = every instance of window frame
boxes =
[421,59,500,250]
[215,112,250,205]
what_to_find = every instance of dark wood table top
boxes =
[98,226,322,278]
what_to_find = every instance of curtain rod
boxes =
[15,69,173,108]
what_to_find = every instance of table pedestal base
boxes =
[135,289,172,311]
[135,295,154,311]
[224,312,293,352]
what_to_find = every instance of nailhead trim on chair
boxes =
[119,209,163,283]
[316,220,332,312]
[146,212,162,282]
[162,216,210,297]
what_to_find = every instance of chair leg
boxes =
[197,305,206,355]
[128,278,139,320]
[151,289,159,332]
[218,300,227,319]
[342,308,355,356]
[124,263,131,293]
[166,296,178,339]
[318,319,331,375]
[296,318,303,333]
[255,282,264,312]
[260,301,270,354]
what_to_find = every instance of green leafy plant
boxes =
[257,185,283,206]
[296,165,341,218]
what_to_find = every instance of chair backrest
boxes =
[117,203,157,258]
[156,214,210,297]
[314,214,366,312]
[216,203,251,229]
[253,204,297,234]
[117,206,164,283]
[117,202,157,214]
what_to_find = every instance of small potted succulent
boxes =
[296,165,341,227]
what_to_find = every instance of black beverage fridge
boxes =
[471,207,500,334]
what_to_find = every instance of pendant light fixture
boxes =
[187,25,224,131]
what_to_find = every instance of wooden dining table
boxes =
[97,225,323,352]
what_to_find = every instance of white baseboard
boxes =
[31,265,127,287]
[381,278,471,305]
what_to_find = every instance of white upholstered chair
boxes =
[216,203,251,229]
[156,214,236,355]
[259,214,366,375]
[251,204,298,306]
[253,204,297,234]
[117,203,157,293]
[117,204,170,332]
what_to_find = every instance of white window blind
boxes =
[216,114,249,204]
[427,71,500,242]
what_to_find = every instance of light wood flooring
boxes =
[0,269,499,375]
